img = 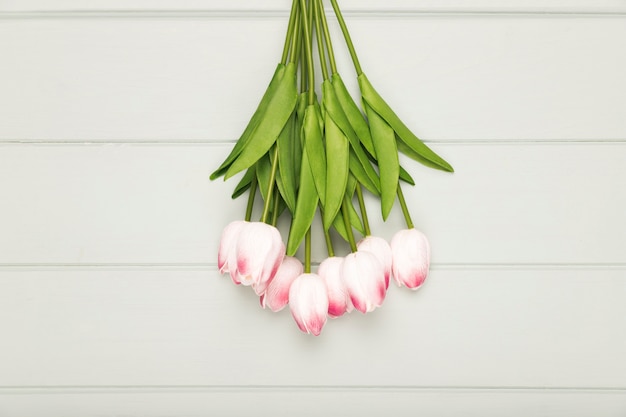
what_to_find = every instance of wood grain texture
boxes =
[0,268,624,387]
[0,17,625,141]
[0,143,624,265]
[1,3,625,413]
[0,388,625,417]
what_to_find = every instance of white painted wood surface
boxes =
[1,17,625,141]
[0,388,624,417]
[0,1,625,415]
[0,143,624,265]
[1,268,626,387]
[2,0,626,14]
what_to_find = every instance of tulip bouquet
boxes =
[211,0,453,336]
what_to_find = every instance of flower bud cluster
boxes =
[218,221,430,336]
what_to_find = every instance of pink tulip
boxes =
[390,228,431,290]
[357,235,392,289]
[318,256,352,318]
[260,256,303,312]
[289,273,329,336]
[217,220,248,285]
[342,251,386,313]
[235,222,286,295]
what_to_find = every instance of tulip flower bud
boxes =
[390,228,431,290]
[260,256,303,312]
[218,220,248,285]
[288,273,329,336]
[357,235,392,289]
[318,256,352,318]
[236,222,286,295]
[342,251,386,313]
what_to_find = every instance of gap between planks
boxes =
[0,385,625,394]
[1,10,626,20]
[1,263,625,272]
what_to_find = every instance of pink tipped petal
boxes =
[262,256,303,312]
[318,257,349,318]
[342,252,387,314]
[259,293,266,308]
[218,221,247,274]
[390,228,431,290]
[229,268,242,285]
[289,274,329,336]
[253,238,286,296]
[357,236,392,289]
[236,222,286,290]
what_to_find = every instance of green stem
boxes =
[313,0,329,81]
[260,146,280,224]
[300,40,307,92]
[397,183,414,229]
[281,0,299,64]
[245,174,258,222]
[318,0,337,74]
[271,188,280,226]
[289,1,302,65]
[323,223,335,257]
[355,184,371,236]
[341,197,358,252]
[329,0,363,75]
[305,228,312,273]
[299,0,315,105]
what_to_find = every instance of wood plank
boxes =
[2,0,625,14]
[0,268,624,387]
[0,388,625,417]
[0,17,624,141]
[0,143,624,265]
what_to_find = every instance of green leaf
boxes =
[210,63,286,180]
[231,167,255,199]
[349,150,380,197]
[399,165,415,186]
[224,62,298,179]
[323,112,349,230]
[323,79,380,196]
[277,113,297,212]
[396,139,453,173]
[286,150,319,256]
[302,104,326,206]
[363,101,399,221]
[332,177,365,241]
[294,93,307,182]
[358,72,454,173]
[332,73,375,157]
[255,153,272,204]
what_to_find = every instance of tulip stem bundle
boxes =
[213,0,454,336]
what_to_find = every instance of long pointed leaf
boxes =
[277,113,297,212]
[323,80,380,195]
[225,62,298,179]
[286,150,319,256]
[302,104,326,206]
[332,177,365,241]
[399,165,415,186]
[331,73,375,156]
[294,93,307,181]
[210,63,286,180]
[256,153,272,204]
[363,101,399,221]
[349,151,380,197]
[358,72,454,173]
[231,167,255,199]
[323,114,349,230]
[396,139,452,173]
